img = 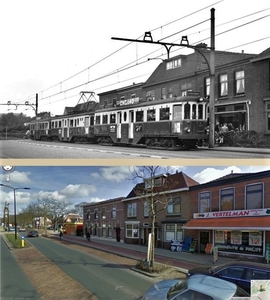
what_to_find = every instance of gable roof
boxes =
[144,50,255,87]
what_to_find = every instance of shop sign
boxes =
[194,208,270,219]
[216,243,263,255]
[117,97,140,107]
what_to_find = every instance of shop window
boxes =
[126,223,139,238]
[167,197,181,215]
[127,203,137,217]
[220,188,234,211]
[160,107,170,120]
[219,74,228,97]
[235,70,245,95]
[246,183,263,209]
[199,192,211,213]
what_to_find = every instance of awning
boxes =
[183,217,270,230]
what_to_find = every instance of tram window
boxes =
[198,104,203,119]
[173,105,182,120]
[192,104,196,119]
[123,111,127,122]
[160,108,170,120]
[110,114,116,124]
[70,119,74,127]
[90,116,94,126]
[136,111,143,122]
[147,109,156,121]
[130,111,134,123]
[96,116,101,125]
[184,103,191,119]
[102,115,108,124]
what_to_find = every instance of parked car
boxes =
[188,260,270,295]
[141,274,249,300]
[47,226,54,230]
[19,227,26,232]
[27,230,39,237]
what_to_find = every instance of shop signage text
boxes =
[194,208,270,219]
[117,97,140,107]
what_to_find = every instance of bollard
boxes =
[21,236,25,248]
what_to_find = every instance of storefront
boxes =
[184,208,270,261]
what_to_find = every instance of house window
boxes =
[181,82,192,96]
[164,224,183,241]
[265,102,270,132]
[144,201,149,217]
[127,203,137,217]
[111,206,116,219]
[166,58,181,70]
[161,87,167,99]
[199,192,211,213]
[220,188,234,211]
[167,197,181,215]
[101,207,106,219]
[219,74,228,97]
[94,209,98,219]
[126,223,139,238]
[86,211,90,220]
[246,183,263,209]
[146,90,155,101]
[235,71,245,94]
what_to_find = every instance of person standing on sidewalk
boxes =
[59,226,63,240]
[86,231,90,242]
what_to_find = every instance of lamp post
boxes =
[0,184,30,239]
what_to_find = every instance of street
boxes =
[1,139,269,159]
[1,235,157,300]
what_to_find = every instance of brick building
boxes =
[184,170,270,262]
[83,197,125,242]
[97,47,270,145]
[122,171,198,249]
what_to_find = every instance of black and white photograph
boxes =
[1,0,270,299]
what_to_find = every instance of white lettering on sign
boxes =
[194,208,270,218]
[117,97,140,107]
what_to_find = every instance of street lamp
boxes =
[0,184,30,239]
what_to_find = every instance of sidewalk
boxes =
[49,232,236,274]
[200,145,270,155]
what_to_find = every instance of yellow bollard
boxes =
[21,237,25,247]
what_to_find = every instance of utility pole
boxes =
[112,8,215,148]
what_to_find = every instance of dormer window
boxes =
[166,58,182,70]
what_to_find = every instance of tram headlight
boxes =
[185,127,191,133]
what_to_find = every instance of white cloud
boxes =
[60,184,97,197]
[193,166,243,184]
[0,171,32,185]
[92,167,132,183]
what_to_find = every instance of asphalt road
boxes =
[0,237,41,300]
[27,236,155,299]
[1,139,269,159]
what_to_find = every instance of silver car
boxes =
[141,274,249,300]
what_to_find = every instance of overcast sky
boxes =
[1,0,269,117]
[0,165,269,217]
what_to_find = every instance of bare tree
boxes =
[129,166,174,268]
